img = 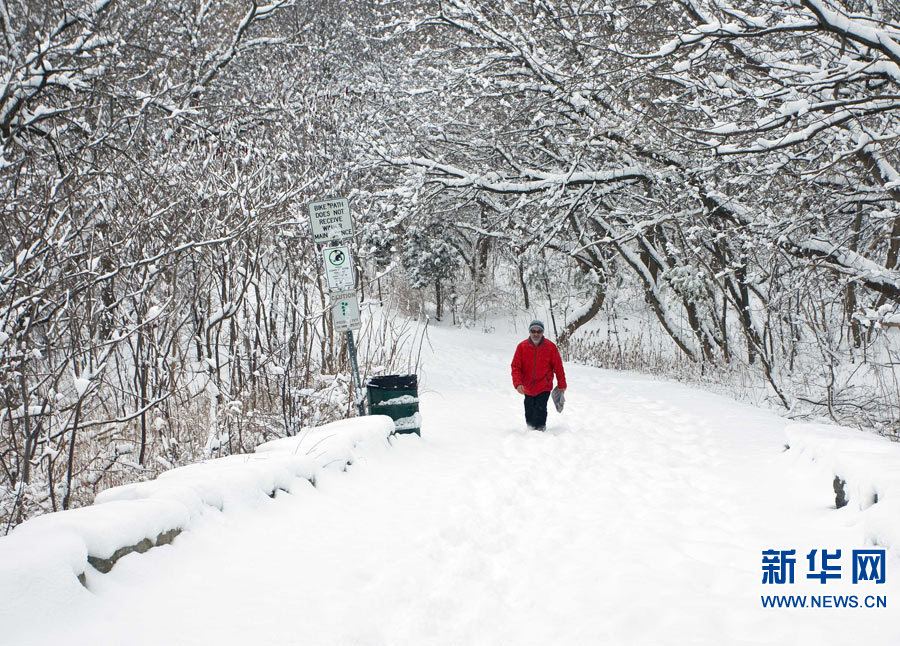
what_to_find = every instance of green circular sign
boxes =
[328,249,346,266]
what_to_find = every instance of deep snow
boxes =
[2,322,900,645]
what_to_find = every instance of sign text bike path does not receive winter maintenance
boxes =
[309,198,353,244]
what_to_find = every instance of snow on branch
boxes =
[379,154,650,194]
[713,101,900,154]
[801,0,900,72]
[613,1,900,88]
[0,5,115,140]
[187,0,293,105]
[790,236,900,302]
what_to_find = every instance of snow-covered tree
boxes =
[364,0,900,422]
[0,0,416,531]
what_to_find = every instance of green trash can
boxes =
[367,374,420,435]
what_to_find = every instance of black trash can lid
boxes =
[367,374,418,390]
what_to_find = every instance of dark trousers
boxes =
[523,390,551,429]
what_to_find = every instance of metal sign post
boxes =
[308,196,365,417]
[329,289,364,416]
[345,330,365,417]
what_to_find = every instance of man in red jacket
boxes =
[511,319,567,431]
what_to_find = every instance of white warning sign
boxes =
[322,245,355,291]
[331,292,361,332]
[308,198,353,244]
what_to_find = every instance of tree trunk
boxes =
[728,264,758,365]
[63,401,83,510]
[857,150,900,271]
[589,218,699,361]
[846,206,863,348]
[558,281,606,350]
[435,280,443,321]
[517,257,530,309]
[137,329,148,465]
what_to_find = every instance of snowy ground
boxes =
[4,322,900,645]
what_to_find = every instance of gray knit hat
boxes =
[529,319,545,331]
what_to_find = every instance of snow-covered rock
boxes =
[787,423,900,549]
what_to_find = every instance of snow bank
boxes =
[786,423,900,552]
[0,415,395,611]
[97,453,318,516]
[255,415,395,469]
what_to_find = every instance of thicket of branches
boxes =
[0,0,422,532]
[4,0,900,531]
[360,0,900,433]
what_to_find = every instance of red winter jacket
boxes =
[511,337,567,396]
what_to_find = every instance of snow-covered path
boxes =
[21,324,900,645]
